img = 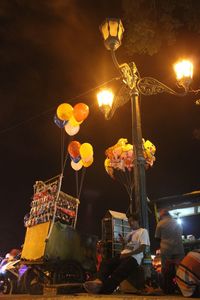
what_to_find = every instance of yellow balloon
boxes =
[104,158,110,169]
[82,157,93,168]
[123,143,133,152]
[68,115,82,126]
[57,103,73,121]
[117,138,128,147]
[144,140,156,154]
[80,143,93,158]
[104,158,114,178]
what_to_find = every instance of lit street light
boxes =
[98,18,193,230]
[97,89,114,119]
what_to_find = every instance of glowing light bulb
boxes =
[97,90,114,108]
[177,218,182,225]
[174,60,193,80]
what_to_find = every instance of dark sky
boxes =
[0,0,200,255]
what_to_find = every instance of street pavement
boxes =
[0,294,187,300]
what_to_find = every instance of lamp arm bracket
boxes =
[111,50,138,90]
[118,62,138,90]
[137,77,187,97]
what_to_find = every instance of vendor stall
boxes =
[20,175,97,294]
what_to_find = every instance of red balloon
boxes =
[68,141,81,158]
[73,103,89,122]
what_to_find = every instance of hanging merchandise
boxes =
[24,177,79,228]
[104,138,156,203]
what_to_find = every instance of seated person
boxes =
[176,249,200,297]
[84,213,150,294]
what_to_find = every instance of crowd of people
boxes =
[84,209,200,297]
[1,209,199,297]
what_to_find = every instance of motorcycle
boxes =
[0,255,27,294]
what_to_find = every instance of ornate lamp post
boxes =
[98,18,193,229]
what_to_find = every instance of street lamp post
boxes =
[98,18,193,229]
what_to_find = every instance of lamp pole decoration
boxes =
[98,18,193,230]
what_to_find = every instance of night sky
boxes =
[0,0,200,255]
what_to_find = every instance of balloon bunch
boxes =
[143,139,156,167]
[54,102,89,136]
[68,141,94,171]
[104,138,133,178]
[104,138,156,179]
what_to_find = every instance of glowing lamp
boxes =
[174,60,193,80]
[99,18,124,51]
[174,60,193,91]
[97,89,114,119]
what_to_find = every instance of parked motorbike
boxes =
[0,254,27,294]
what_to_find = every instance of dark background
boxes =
[0,0,200,255]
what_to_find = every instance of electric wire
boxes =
[0,76,120,135]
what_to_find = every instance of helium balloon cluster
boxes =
[143,139,156,167]
[68,141,94,171]
[104,138,156,179]
[54,102,89,136]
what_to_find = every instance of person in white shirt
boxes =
[84,213,150,294]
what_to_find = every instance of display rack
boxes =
[24,175,79,229]
[101,210,131,258]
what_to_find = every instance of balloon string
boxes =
[76,171,79,199]
[73,201,79,229]
[120,170,132,197]
[78,167,86,199]
[62,136,73,173]
[116,171,131,199]
[46,173,63,241]
[115,170,134,208]
[60,129,65,173]
[125,169,132,195]
[127,168,134,194]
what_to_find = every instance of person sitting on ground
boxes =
[84,213,150,294]
[176,249,200,298]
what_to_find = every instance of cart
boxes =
[20,175,97,294]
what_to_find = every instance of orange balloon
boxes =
[68,141,81,158]
[57,103,73,121]
[73,103,89,122]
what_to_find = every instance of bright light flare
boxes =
[174,60,193,80]
[97,90,114,108]
[177,218,182,225]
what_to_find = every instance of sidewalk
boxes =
[0,293,187,300]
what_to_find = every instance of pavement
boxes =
[0,293,187,300]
